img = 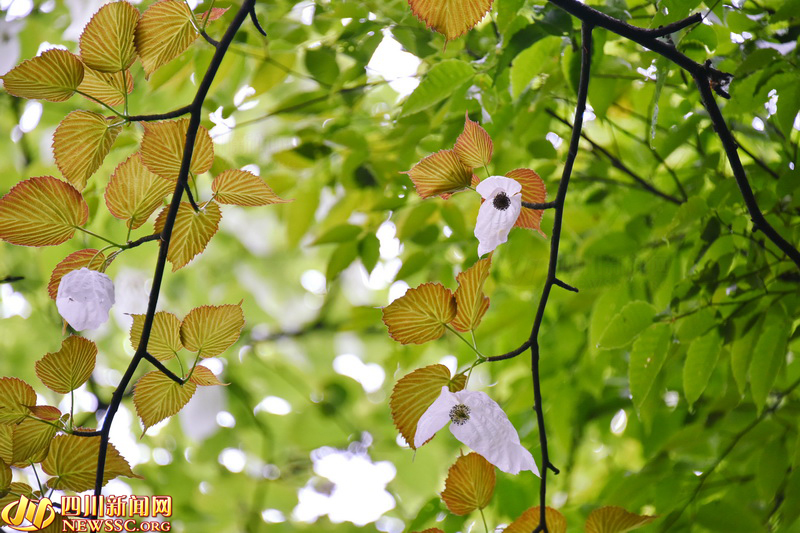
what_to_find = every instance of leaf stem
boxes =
[479,507,489,533]
[75,90,126,118]
[445,324,485,358]
[74,227,125,248]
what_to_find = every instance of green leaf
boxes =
[629,323,671,416]
[304,47,340,86]
[676,308,716,342]
[313,224,362,245]
[730,315,761,395]
[598,301,657,350]
[510,37,559,98]
[326,241,359,281]
[359,234,380,273]
[756,439,789,501]
[402,60,474,116]
[749,310,790,412]
[683,328,722,407]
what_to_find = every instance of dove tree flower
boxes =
[475,176,523,257]
[56,267,115,330]
[415,385,539,476]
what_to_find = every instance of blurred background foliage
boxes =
[0,0,799,531]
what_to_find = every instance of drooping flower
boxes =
[414,385,539,475]
[474,176,522,257]
[56,267,115,330]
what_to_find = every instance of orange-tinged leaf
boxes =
[212,169,291,206]
[505,506,567,533]
[441,452,495,515]
[198,7,229,21]
[140,119,215,180]
[105,153,174,229]
[390,364,466,449]
[35,336,98,394]
[78,67,133,106]
[451,256,491,332]
[454,113,493,168]
[48,249,106,299]
[41,435,141,492]
[0,176,88,247]
[153,201,221,271]
[135,0,198,78]
[189,366,228,386]
[404,149,472,199]
[585,506,657,533]
[11,418,59,466]
[180,303,245,358]
[0,378,37,425]
[1,49,84,102]
[408,0,493,41]
[26,406,62,421]
[382,283,456,344]
[133,371,196,435]
[506,168,547,236]
[53,111,122,190]
[79,1,140,72]
[129,311,183,361]
[413,530,445,533]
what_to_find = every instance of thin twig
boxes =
[126,105,193,122]
[646,13,703,37]
[0,276,23,284]
[142,353,184,384]
[522,201,557,210]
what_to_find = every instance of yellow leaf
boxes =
[41,435,142,492]
[78,67,133,107]
[212,169,291,206]
[389,364,466,449]
[506,168,547,236]
[140,118,215,180]
[408,0,493,42]
[48,249,106,299]
[382,282,456,344]
[454,113,493,168]
[403,149,473,199]
[505,506,567,533]
[129,311,183,361]
[180,303,245,358]
[0,426,12,465]
[35,336,97,394]
[11,418,59,466]
[0,460,9,492]
[0,176,88,247]
[1,49,84,102]
[53,111,122,190]
[153,201,221,271]
[188,366,228,386]
[133,371,196,435]
[79,1,140,73]
[441,452,495,515]
[0,378,37,425]
[105,153,174,229]
[0,483,33,520]
[585,506,657,533]
[135,0,198,78]
[451,256,491,332]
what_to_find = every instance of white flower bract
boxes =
[474,176,522,256]
[414,385,539,476]
[56,267,115,330]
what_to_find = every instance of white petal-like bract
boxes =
[56,267,115,330]
[413,385,539,475]
[474,176,522,256]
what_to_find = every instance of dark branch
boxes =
[692,67,800,268]
[250,6,267,36]
[123,233,161,250]
[546,109,683,205]
[533,22,593,533]
[487,340,532,362]
[199,29,220,47]
[0,276,23,284]
[522,200,557,210]
[126,105,193,122]
[142,353,184,384]
[184,182,201,212]
[646,13,703,37]
[554,278,578,292]
[90,0,257,508]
